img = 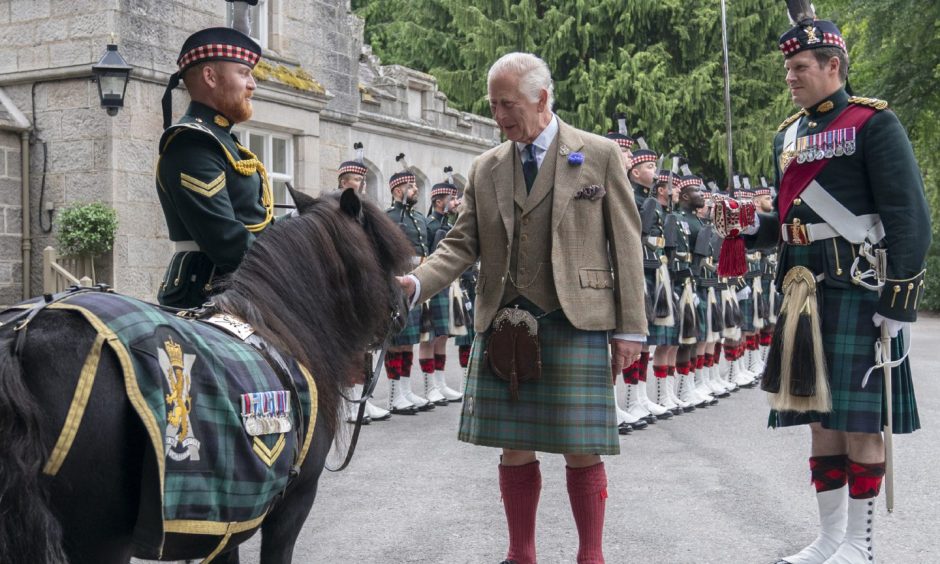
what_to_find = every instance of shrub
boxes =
[56,203,118,258]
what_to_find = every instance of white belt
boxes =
[800,181,887,244]
[174,240,201,253]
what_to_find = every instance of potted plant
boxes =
[56,202,119,282]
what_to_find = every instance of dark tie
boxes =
[522,143,538,194]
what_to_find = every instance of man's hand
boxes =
[610,338,643,379]
[397,275,416,302]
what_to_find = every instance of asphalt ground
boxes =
[141,315,940,564]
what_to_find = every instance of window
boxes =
[234,127,293,216]
[225,0,269,48]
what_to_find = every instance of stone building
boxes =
[0,0,499,304]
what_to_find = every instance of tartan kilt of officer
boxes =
[427,289,451,338]
[770,248,919,434]
[458,311,619,455]
[391,302,423,346]
[645,269,678,346]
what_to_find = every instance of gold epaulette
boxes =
[777,109,807,132]
[848,96,889,111]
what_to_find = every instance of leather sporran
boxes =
[484,308,542,401]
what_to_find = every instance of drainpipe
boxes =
[20,130,30,299]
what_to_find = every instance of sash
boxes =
[777,105,878,222]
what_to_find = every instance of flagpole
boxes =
[720,0,734,189]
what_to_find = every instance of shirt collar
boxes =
[515,114,558,155]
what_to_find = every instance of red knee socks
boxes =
[434,353,446,371]
[847,459,886,499]
[499,461,541,564]
[652,365,668,379]
[419,358,435,374]
[809,454,848,492]
[384,351,402,380]
[621,361,640,385]
[567,462,607,564]
[459,345,471,368]
[401,350,414,377]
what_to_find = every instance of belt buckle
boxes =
[785,219,810,246]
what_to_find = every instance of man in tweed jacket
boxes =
[401,53,646,564]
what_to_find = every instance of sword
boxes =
[719,0,734,189]
[881,321,894,512]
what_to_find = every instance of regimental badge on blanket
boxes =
[241,390,292,436]
[158,335,201,461]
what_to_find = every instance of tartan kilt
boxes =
[390,303,422,346]
[646,270,677,346]
[427,290,451,338]
[740,295,756,332]
[458,312,619,455]
[770,259,919,434]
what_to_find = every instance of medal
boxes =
[844,127,856,155]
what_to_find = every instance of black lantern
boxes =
[92,44,131,116]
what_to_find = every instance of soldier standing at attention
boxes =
[384,162,434,415]
[156,28,272,308]
[726,2,930,562]
[337,142,368,194]
[419,169,465,405]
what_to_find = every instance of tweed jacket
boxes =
[411,119,646,334]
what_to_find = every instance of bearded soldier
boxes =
[156,28,271,308]
[720,2,930,562]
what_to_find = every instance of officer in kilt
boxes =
[384,165,434,415]
[156,28,272,309]
[419,170,465,404]
[728,3,931,562]
[401,53,646,564]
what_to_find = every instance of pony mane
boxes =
[212,191,413,433]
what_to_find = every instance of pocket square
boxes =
[574,184,606,201]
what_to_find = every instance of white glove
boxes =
[735,286,751,301]
[872,313,907,338]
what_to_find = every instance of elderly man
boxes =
[400,53,645,564]
[730,4,930,563]
[156,27,272,308]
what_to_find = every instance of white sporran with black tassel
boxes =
[652,263,675,326]
[706,287,722,343]
[677,278,698,345]
[760,266,831,413]
[448,279,468,336]
[752,277,765,331]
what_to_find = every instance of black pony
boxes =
[0,188,412,564]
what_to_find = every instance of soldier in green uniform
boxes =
[383,165,434,415]
[337,143,368,193]
[156,28,272,308]
[620,148,670,423]
[732,3,931,562]
[733,180,763,387]
[675,174,718,407]
[418,169,464,405]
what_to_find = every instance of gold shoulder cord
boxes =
[225,143,275,233]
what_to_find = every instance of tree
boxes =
[355,0,789,183]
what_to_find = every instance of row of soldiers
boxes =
[337,134,781,431]
[337,152,474,423]
[604,124,780,434]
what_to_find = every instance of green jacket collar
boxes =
[805,88,849,119]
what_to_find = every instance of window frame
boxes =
[233,125,294,213]
[225,0,269,49]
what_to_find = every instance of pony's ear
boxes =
[286,182,317,213]
[339,188,363,219]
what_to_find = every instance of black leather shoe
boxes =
[618,423,633,435]
[630,418,648,430]
[656,410,673,420]
[345,415,371,425]
[390,405,419,415]
[500,560,519,564]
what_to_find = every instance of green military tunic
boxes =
[387,200,431,345]
[750,88,931,433]
[641,197,675,345]
[156,101,274,308]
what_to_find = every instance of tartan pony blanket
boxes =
[14,290,317,554]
